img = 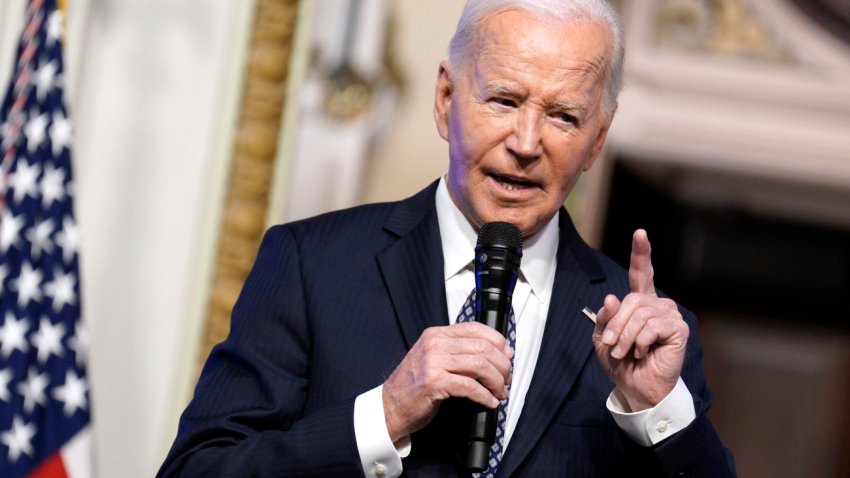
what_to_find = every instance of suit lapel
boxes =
[377,181,449,348]
[497,210,607,477]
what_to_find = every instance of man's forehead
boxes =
[471,9,610,76]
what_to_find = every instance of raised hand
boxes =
[382,322,513,442]
[592,229,689,411]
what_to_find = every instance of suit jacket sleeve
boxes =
[623,305,737,478]
[157,225,365,477]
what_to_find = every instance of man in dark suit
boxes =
[159,1,736,476]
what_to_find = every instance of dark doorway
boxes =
[600,158,850,478]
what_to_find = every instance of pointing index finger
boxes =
[629,229,656,295]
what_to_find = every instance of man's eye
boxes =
[493,98,516,107]
[556,112,578,125]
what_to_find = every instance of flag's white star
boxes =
[31,316,66,363]
[9,160,41,204]
[55,216,80,263]
[44,268,76,312]
[0,368,13,402]
[68,322,89,368]
[26,219,55,260]
[49,110,72,156]
[0,416,36,462]
[40,162,67,208]
[11,261,44,308]
[0,209,25,253]
[0,313,29,358]
[24,112,49,153]
[33,60,57,102]
[52,369,88,416]
[47,10,64,45]
[17,367,49,413]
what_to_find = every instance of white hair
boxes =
[448,0,624,120]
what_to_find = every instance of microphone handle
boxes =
[464,287,511,472]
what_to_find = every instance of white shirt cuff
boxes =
[354,385,409,478]
[606,377,696,446]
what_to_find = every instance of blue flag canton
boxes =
[0,0,90,475]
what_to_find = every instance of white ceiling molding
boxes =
[609,0,850,194]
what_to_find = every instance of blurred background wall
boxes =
[1,0,848,476]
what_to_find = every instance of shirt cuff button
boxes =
[374,463,387,476]
[655,420,669,433]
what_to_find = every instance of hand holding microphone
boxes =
[380,222,521,458]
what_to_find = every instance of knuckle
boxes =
[634,307,653,322]
[607,318,625,334]
[660,298,677,310]
[421,327,438,339]
[420,354,438,373]
[643,318,662,336]
[421,337,439,354]
[622,293,639,307]
[461,376,479,395]
[471,338,487,354]
[622,320,640,339]
[471,355,485,371]
[421,368,441,390]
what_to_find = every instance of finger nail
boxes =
[602,330,615,344]
[611,346,623,359]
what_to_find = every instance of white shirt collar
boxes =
[435,177,559,301]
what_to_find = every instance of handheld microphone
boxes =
[463,221,522,472]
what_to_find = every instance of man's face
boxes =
[435,9,613,237]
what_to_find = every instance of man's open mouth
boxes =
[493,174,537,191]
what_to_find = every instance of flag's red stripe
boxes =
[28,452,69,478]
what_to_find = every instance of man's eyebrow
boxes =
[483,84,520,97]
[548,101,586,114]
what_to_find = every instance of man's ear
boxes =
[583,118,611,172]
[434,60,453,141]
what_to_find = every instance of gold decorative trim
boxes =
[653,0,792,62]
[197,0,300,377]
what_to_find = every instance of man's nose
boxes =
[506,108,543,160]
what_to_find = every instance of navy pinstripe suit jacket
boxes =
[158,181,735,477]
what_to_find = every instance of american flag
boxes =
[0,0,92,476]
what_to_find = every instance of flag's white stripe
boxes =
[60,426,93,478]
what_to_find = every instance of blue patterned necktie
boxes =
[455,288,516,477]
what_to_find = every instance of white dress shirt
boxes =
[353,178,695,478]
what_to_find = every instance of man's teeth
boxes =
[497,177,530,190]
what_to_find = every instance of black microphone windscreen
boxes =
[476,222,523,252]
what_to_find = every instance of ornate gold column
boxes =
[197,0,300,375]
